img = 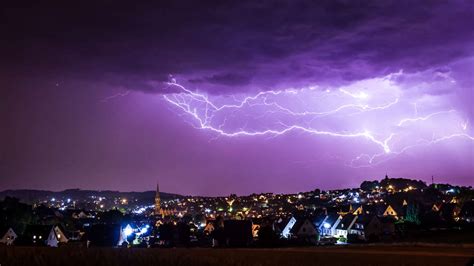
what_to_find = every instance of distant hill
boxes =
[0,189,183,204]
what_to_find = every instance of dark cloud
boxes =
[189,73,252,86]
[1,0,472,94]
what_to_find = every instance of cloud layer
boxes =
[1,0,473,194]
[2,1,473,93]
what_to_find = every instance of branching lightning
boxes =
[397,109,456,127]
[160,78,473,168]
[98,74,473,169]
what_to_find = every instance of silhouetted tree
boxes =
[98,209,130,224]
[258,224,279,247]
[177,222,190,246]
[421,211,444,229]
[159,222,176,246]
[360,180,380,191]
[405,202,420,225]
[0,197,35,233]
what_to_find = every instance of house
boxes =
[46,225,69,247]
[383,205,399,219]
[117,224,134,246]
[20,225,50,246]
[20,225,67,247]
[312,214,327,228]
[277,216,297,239]
[0,227,17,245]
[315,213,342,237]
[84,224,121,247]
[71,210,95,219]
[335,214,357,238]
[353,206,364,215]
[432,203,443,212]
[439,203,462,222]
[290,218,318,244]
[223,220,253,247]
[459,201,474,223]
[251,223,260,238]
[379,216,396,239]
[338,204,359,215]
[203,220,215,235]
[438,203,461,222]
[348,214,382,242]
[352,204,380,216]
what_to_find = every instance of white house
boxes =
[46,226,69,247]
[335,214,357,238]
[281,217,297,238]
[348,215,382,241]
[315,214,343,237]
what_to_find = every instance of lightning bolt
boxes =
[162,81,398,153]
[131,77,473,168]
[339,88,369,99]
[349,133,474,168]
[397,109,457,127]
[101,90,131,102]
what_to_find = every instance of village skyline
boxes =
[1,175,473,248]
[2,173,471,197]
[1,174,471,197]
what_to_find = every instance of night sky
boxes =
[1,1,473,195]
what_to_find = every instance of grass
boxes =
[0,245,473,266]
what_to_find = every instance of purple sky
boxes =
[1,1,473,195]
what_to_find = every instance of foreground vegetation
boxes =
[0,245,473,266]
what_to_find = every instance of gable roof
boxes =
[336,214,356,230]
[353,214,377,227]
[290,218,311,233]
[322,213,340,228]
[383,205,399,216]
[0,226,15,237]
[312,214,327,227]
[291,218,317,236]
[274,217,293,232]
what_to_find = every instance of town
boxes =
[1,176,473,248]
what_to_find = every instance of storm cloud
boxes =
[1,0,473,194]
[2,0,473,93]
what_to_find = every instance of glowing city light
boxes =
[123,224,133,237]
[132,207,147,214]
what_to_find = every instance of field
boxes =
[0,245,473,266]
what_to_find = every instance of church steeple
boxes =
[154,181,161,216]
